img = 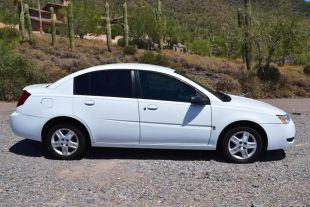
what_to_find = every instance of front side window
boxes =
[74,70,132,98]
[139,71,196,102]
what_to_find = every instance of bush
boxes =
[117,38,125,47]
[186,39,211,56]
[0,8,18,26]
[138,51,169,67]
[294,53,310,65]
[304,65,310,75]
[257,64,281,82]
[124,45,137,55]
[0,54,48,101]
[0,27,20,56]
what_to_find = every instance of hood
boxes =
[228,95,286,115]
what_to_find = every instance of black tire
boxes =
[221,126,263,163]
[44,124,86,160]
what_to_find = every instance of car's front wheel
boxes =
[221,127,263,163]
[45,124,86,160]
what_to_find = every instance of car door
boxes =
[137,70,212,147]
[72,69,140,145]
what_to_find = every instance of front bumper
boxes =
[10,111,46,141]
[262,120,295,150]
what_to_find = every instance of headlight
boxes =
[277,114,290,124]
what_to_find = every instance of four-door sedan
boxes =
[10,63,295,163]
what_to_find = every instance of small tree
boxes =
[72,2,101,39]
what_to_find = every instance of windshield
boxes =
[177,72,231,102]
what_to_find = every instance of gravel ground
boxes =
[0,99,309,206]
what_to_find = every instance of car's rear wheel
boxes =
[45,124,86,160]
[221,127,263,163]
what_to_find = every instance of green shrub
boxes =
[0,8,18,26]
[0,27,20,56]
[118,38,148,49]
[304,65,310,75]
[294,53,310,65]
[0,54,48,101]
[257,64,281,82]
[186,39,211,56]
[138,51,169,67]
[117,37,125,47]
[111,24,123,39]
[124,45,137,55]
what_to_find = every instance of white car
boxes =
[10,63,295,163]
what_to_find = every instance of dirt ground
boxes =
[0,99,309,206]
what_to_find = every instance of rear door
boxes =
[73,69,140,144]
[137,70,212,147]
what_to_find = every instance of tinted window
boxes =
[139,71,196,102]
[74,70,132,98]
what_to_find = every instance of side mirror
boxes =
[190,95,210,105]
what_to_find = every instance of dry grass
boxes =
[17,34,136,82]
[14,35,310,99]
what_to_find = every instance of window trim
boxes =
[135,70,209,104]
[73,69,136,99]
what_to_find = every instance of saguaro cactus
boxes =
[50,7,56,46]
[37,0,43,33]
[237,8,244,28]
[123,2,129,46]
[237,8,245,62]
[18,0,26,41]
[67,2,74,50]
[243,0,252,70]
[24,4,32,42]
[237,0,252,70]
[105,2,112,52]
[154,0,165,50]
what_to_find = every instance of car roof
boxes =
[49,63,175,89]
[89,63,175,73]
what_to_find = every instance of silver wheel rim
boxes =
[228,131,257,160]
[51,128,79,156]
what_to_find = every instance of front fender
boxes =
[208,105,278,146]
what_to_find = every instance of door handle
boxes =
[147,104,158,110]
[84,100,95,106]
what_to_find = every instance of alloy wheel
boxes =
[228,131,257,160]
[51,128,79,156]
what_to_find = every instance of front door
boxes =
[137,71,212,147]
[73,69,140,144]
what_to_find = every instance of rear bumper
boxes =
[10,111,46,141]
[262,121,295,150]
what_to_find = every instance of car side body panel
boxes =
[73,96,140,145]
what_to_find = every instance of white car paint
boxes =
[10,63,295,151]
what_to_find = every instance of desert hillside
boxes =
[0,0,309,100]
[11,34,310,100]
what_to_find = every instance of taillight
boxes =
[17,90,31,107]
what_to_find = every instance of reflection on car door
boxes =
[137,71,212,147]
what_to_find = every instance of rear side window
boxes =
[139,71,196,102]
[74,70,133,98]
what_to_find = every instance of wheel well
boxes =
[41,116,91,147]
[217,121,268,151]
